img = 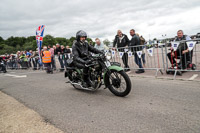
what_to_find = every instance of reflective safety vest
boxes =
[42,51,51,63]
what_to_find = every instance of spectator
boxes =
[55,43,61,55]
[64,45,72,67]
[48,45,56,70]
[59,45,65,70]
[10,54,17,69]
[113,30,130,71]
[55,44,64,71]
[94,38,109,52]
[167,30,191,69]
[137,34,146,68]
[19,51,28,69]
[42,46,52,73]
[32,51,40,70]
[129,29,144,73]
[27,50,33,68]
[53,45,56,55]
[16,51,21,69]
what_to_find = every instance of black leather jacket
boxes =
[174,35,188,53]
[113,34,129,48]
[129,34,142,52]
[72,41,102,64]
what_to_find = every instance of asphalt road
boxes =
[0,70,200,133]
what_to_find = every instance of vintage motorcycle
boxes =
[65,53,132,97]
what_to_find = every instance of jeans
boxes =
[58,55,64,70]
[141,53,146,65]
[122,53,129,68]
[134,53,143,69]
[27,58,32,68]
[32,58,39,70]
[51,56,56,69]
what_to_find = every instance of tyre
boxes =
[192,64,196,70]
[105,70,131,97]
[166,70,170,74]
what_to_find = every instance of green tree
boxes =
[68,37,76,47]
[26,36,36,42]
[5,36,26,47]
[43,35,56,46]
[55,37,67,46]
[103,39,110,46]
[0,36,4,43]
[23,41,37,51]
[0,45,15,54]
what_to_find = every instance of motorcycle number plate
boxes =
[105,61,111,67]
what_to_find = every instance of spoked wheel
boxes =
[105,70,131,97]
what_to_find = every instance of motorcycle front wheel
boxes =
[105,70,131,97]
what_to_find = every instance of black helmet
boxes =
[76,30,87,41]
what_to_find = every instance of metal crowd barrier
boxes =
[108,44,166,77]
[3,39,200,79]
[108,38,200,79]
[5,54,73,71]
[165,39,200,79]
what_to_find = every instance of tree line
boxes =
[0,35,106,55]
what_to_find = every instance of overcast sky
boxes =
[0,0,200,41]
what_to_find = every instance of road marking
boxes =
[10,72,16,74]
[126,71,132,74]
[4,74,27,78]
[189,74,198,81]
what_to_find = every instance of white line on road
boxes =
[10,72,16,74]
[4,74,27,78]
[189,74,198,81]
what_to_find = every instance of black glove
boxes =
[85,60,92,65]
[99,50,104,55]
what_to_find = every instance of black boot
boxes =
[82,74,92,88]
[125,66,130,72]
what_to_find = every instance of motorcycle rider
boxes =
[72,30,103,88]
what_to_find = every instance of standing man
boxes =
[94,38,109,52]
[60,45,65,70]
[113,30,130,71]
[138,34,146,68]
[129,29,145,73]
[42,46,52,73]
[25,50,32,68]
[64,45,72,67]
[55,44,64,71]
